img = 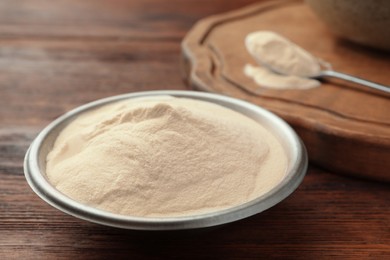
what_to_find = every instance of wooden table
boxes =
[0,0,389,258]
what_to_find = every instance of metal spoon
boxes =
[259,58,390,94]
[311,69,390,93]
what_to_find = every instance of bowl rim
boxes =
[24,90,307,230]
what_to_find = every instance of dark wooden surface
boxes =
[0,0,389,259]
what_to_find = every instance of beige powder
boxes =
[244,64,320,90]
[46,96,287,217]
[244,31,323,89]
[245,31,321,77]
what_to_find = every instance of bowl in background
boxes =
[24,90,307,230]
[305,0,390,51]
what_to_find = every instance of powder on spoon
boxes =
[46,96,287,217]
[244,31,323,89]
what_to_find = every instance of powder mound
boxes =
[46,97,287,217]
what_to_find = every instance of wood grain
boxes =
[0,0,389,259]
[181,0,390,182]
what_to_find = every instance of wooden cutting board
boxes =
[181,0,390,182]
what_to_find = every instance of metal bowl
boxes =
[24,90,307,230]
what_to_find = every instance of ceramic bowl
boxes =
[306,0,390,51]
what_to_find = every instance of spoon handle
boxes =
[320,70,390,94]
